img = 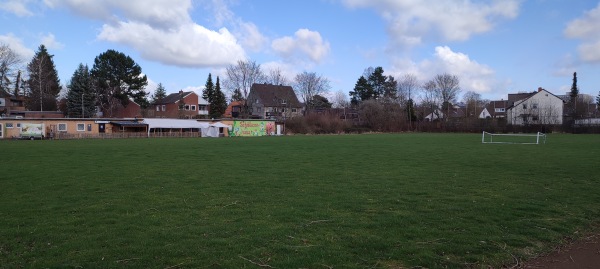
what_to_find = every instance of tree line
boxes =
[2,43,599,123]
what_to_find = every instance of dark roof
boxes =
[154,91,194,105]
[248,84,302,107]
[111,121,148,128]
[508,92,535,103]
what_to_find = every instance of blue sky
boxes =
[1,0,600,103]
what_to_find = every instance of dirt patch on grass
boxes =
[518,233,600,269]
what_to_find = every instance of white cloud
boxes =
[237,22,268,52]
[342,0,520,46]
[0,34,35,60]
[390,46,497,94]
[0,0,34,17]
[40,33,65,50]
[98,21,246,67]
[44,0,246,68]
[564,3,600,63]
[272,29,330,64]
[44,0,192,28]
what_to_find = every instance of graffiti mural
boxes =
[229,121,276,137]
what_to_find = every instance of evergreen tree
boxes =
[349,76,372,105]
[203,73,214,103]
[209,76,227,118]
[570,72,579,118]
[152,83,167,103]
[368,67,387,99]
[596,91,600,112]
[308,94,332,109]
[66,64,96,118]
[90,49,148,117]
[231,88,243,102]
[25,44,62,111]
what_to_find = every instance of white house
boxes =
[507,88,564,125]
[198,97,209,116]
[478,107,492,119]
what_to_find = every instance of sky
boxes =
[1,0,600,103]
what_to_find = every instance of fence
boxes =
[51,131,202,140]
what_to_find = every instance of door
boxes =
[99,123,106,133]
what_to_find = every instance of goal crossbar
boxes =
[482,131,546,144]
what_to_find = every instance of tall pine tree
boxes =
[25,44,61,111]
[570,72,579,118]
[210,76,227,118]
[349,76,372,105]
[90,49,148,117]
[203,73,214,103]
[66,64,96,118]
[152,83,167,104]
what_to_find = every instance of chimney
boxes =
[179,90,183,94]
[538,87,543,92]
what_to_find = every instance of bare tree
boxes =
[264,67,289,86]
[294,71,330,111]
[462,91,482,118]
[332,90,349,108]
[0,44,23,94]
[433,73,461,120]
[398,74,419,128]
[223,59,265,100]
[397,74,418,103]
[421,80,439,120]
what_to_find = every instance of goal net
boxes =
[482,131,546,144]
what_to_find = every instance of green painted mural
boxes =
[229,121,276,137]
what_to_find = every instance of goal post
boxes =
[482,131,546,144]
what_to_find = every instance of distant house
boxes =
[246,83,303,120]
[0,89,26,118]
[507,88,564,125]
[198,96,209,117]
[224,101,243,118]
[153,90,200,119]
[111,99,142,118]
[486,100,510,118]
[477,107,492,119]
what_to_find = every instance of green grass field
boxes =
[1,133,599,268]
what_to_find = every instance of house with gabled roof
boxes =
[0,89,26,118]
[152,90,200,119]
[246,83,303,120]
[507,88,564,125]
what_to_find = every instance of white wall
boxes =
[508,90,563,125]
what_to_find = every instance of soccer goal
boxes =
[481,131,546,144]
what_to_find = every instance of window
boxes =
[16,123,21,128]
[77,123,85,131]
[292,108,297,113]
[522,104,527,109]
[6,122,14,128]
[495,108,505,112]
[184,105,190,111]
[0,124,3,138]
[533,116,539,121]
[191,105,196,111]
[58,123,67,132]
[255,99,259,104]
[156,105,160,112]
[87,124,92,131]
[532,103,538,109]
[281,100,287,105]
[161,105,166,111]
